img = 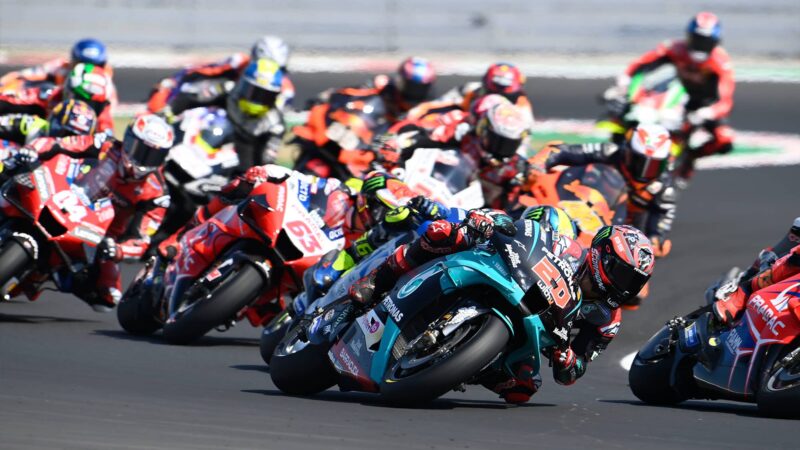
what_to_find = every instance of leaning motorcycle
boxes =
[148,106,238,254]
[0,150,116,304]
[269,219,579,405]
[117,172,344,344]
[597,64,688,146]
[629,271,800,418]
[258,206,467,364]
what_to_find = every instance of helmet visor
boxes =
[482,129,522,159]
[625,147,668,181]
[602,252,649,300]
[123,132,167,169]
[237,80,278,110]
[398,78,432,102]
[688,33,718,53]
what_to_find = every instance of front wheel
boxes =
[0,239,33,291]
[162,264,267,345]
[259,308,294,364]
[757,346,800,418]
[269,322,337,395]
[117,269,162,335]
[629,351,689,405]
[380,314,509,405]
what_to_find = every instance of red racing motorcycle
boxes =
[0,151,116,304]
[117,172,345,344]
[630,271,800,418]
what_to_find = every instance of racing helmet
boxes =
[232,58,284,117]
[396,57,437,104]
[686,12,721,62]
[121,114,174,179]
[251,36,290,70]
[623,124,672,182]
[481,63,525,103]
[522,205,578,240]
[469,93,511,123]
[65,63,111,115]
[474,103,532,161]
[48,99,97,137]
[586,225,655,308]
[71,38,108,67]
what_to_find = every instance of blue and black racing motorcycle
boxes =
[269,219,580,405]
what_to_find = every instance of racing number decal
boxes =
[532,257,571,308]
[286,220,323,253]
[52,191,87,223]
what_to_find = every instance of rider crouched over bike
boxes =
[164,58,288,173]
[713,226,800,326]
[8,115,174,311]
[157,167,445,320]
[350,208,655,403]
[531,123,676,264]
[604,12,734,182]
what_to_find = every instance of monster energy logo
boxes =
[362,176,386,193]
[525,207,544,221]
[593,227,611,244]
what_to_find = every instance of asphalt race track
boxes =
[1,68,798,449]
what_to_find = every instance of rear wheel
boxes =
[757,346,800,418]
[269,322,337,395]
[162,264,267,345]
[117,273,161,335]
[0,239,32,292]
[380,314,509,405]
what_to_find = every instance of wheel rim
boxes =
[767,361,800,391]
[388,316,485,380]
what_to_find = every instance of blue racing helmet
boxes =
[686,12,721,57]
[71,38,108,67]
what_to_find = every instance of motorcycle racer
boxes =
[603,12,734,181]
[713,218,800,326]
[164,58,288,172]
[0,38,110,86]
[350,208,654,403]
[436,62,533,116]
[158,166,442,308]
[0,63,115,133]
[7,114,173,311]
[312,57,437,122]
[146,35,295,113]
[532,124,677,259]
[378,98,534,208]
[0,99,97,151]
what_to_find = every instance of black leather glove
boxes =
[407,195,445,222]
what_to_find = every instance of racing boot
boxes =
[480,362,541,404]
[349,245,411,306]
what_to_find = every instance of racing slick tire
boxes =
[117,276,161,336]
[629,350,689,405]
[269,323,337,396]
[380,314,509,405]
[757,344,800,418]
[0,239,32,291]
[163,264,266,345]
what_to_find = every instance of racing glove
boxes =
[97,237,120,262]
[687,107,715,126]
[407,195,445,222]
[7,146,39,170]
[552,348,585,385]
[463,209,516,241]
[712,286,749,326]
